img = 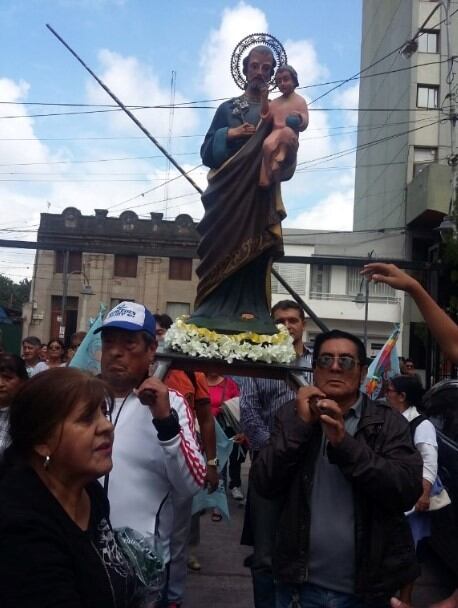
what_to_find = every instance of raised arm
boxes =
[363,262,458,364]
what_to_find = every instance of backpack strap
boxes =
[409,414,426,442]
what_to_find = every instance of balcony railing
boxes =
[309,291,401,304]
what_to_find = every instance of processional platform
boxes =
[154,346,311,387]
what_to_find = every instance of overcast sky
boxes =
[0,0,364,280]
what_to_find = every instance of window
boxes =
[417,30,439,53]
[413,146,438,177]
[114,255,138,278]
[55,251,82,274]
[271,263,306,295]
[417,84,439,109]
[169,257,192,281]
[346,267,395,298]
[166,302,190,320]
[50,295,79,343]
[309,264,331,298]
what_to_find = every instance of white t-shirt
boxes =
[26,361,48,377]
[403,405,438,484]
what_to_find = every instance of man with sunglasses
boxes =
[252,329,423,608]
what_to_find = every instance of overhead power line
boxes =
[0,56,450,112]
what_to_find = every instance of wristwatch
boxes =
[207,458,219,467]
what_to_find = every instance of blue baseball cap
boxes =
[95,301,156,337]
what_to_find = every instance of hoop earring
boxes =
[43,455,51,470]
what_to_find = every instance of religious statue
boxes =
[189,34,304,337]
[259,64,308,187]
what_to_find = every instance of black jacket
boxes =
[251,396,423,603]
[0,466,134,608]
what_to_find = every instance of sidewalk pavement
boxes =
[184,463,455,607]
[184,472,253,607]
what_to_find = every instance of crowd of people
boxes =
[18,331,88,377]
[0,265,456,607]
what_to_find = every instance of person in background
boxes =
[403,358,424,386]
[97,301,206,607]
[155,314,173,342]
[39,344,47,362]
[46,338,66,368]
[0,367,137,608]
[0,354,28,460]
[154,313,217,606]
[386,374,437,605]
[207,372,246,517]
[65,331,87,364]
[22,336,48,377]
[363,262,458,608]
[239,299,313,608]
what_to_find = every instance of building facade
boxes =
[274,229,405,357]
[353,0,457,375]
[25,209,404,358]
[23,208,200,343]
[354,0,455,234]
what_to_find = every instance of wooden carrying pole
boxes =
[46,24,203,195]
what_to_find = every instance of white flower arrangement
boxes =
[164,317,296,365]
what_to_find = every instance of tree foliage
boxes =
[0,274,31,310]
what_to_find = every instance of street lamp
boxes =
[59,251,94,339]
[353,250,374,351]
[79,283,95,332]
[435,214,457,242]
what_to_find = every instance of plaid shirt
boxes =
[239,349,313,451]
[0,408,11,458]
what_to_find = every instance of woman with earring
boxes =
[386,374,438,606]
[0,367,137,608]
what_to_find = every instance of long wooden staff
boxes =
[46,24,203,195]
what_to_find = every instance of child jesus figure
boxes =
[259,64,309,187]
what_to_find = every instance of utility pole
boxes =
[445,0,457,226]
[60,250,69,341]
[436,1,458,238]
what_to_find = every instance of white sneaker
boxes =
[231,486,244,500]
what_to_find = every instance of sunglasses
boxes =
[315,355,359,371]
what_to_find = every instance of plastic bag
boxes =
[192,478,230,520]
[115,527,165,608]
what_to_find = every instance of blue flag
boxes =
[69,304,106,375]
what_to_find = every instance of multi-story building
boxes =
[354,0,457,374]
[354,0,455,234]
[24,207,404,359]
[23,207,200,343]
[275,229,405,357]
